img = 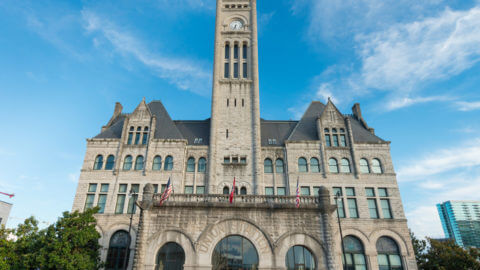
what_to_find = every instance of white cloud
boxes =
[155,0,215,11]
[455,100,480,111]
[406,206,444,239]
[82,11,212,95]
[385,96,451,111]
[68,173,79,183]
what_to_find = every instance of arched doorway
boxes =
[212,235,259,269]
[106,230,130,270]
[286,245,316,270]
[156,242,185,270]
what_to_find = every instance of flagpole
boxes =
[335,191,347,270]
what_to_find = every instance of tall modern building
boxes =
[72,0,417,269]
[437,200,480,248]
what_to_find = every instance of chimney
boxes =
[352,103,362,120]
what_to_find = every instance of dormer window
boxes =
[324,127,347,147]
[194,138,203,144]
[268,138,277,145]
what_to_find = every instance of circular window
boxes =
[212,235,259,269]
[286,245,316,270]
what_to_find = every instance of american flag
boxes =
[295,178,300,208]
[159,178,172,206]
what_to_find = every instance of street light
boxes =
[335,191,347,270]
[123,188,137,270]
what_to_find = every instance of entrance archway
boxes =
[156,242,185,270]
[212,235,259,269]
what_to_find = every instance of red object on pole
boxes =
[229,177,236,204]
[0,192,14,198]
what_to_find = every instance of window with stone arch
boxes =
[212,235,259,269]
[298,157,308,172]
[329,158,339,173]
[264,158,273,173]
[135,155,144,171]
[286,245,316,270]
[156,242,185,270]
[164,156,174,171]
[152,156,162,171]
[123,155,133,171]
[359,158,370,174]
[105,155,115,170]
[198,157,207,172]
[275,158,284,173]
[186,157,195,172]
[240,186,247,195]
[94,155,104,170]
[343,235,367,270]
[223,186,230,195]
[341,158,351,173]
[372,158,383,174]
[310,157,320,173]
[105,230,131,270]
[376,236,403,270]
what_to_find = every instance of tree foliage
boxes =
[0,207,102,270]
[411,231,480,270]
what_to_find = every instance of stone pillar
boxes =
[318,186,338,270]
[132,183,154,270]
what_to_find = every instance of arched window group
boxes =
[286,245,316,270]
[212,235,259,269]
[324,127,347,147]
[360,158,383,174]
[127,126,149,145]
[93,154,115,170]
[106,230,130,270]
[297,157,321,173]
[343,236,366,270]
[264,158,284,173]
[156,242,185,270]
[185,157,207,173]
[329,158,352,173]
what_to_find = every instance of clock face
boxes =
[229,20,243,30]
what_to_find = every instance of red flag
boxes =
[295,178,300,208]
[0,192,14,198]
[229,177,236,204]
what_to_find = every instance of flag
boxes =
[0,192,14,198]
[295,178,300,208]
[229,177,236,204]
[159,178,173,205]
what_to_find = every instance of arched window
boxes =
[156,242,185,270]
[105,155,115,170]
[135,156,144,171]
[186,157,195,172]
[152,156,162,171]
[212,235,259,269]
[164,156,173,171]
[298,157,308,172]
[343,236,367,270]
[360,158,370,173]
[123,155,132,171]
[286,245,316,270]
[105,230,130,270]
[94,155,104,170]
[198,157,207,172]
[377,237,403,270]
[264,158,273,173]
[341,158,351,173]
[372,158,383,174]
[275,158,284,173]
[223,186,230,195]
[240,187,247,195]
[310,158,320,173]
[329,158,339,173]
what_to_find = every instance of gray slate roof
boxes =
[148,101,184,140]
[94,115,126,139]
[287,101,326,141]
[174,120,210,145]
[348,116,385,143]
[261,120,298,146]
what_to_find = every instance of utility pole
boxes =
[335,191,347,270]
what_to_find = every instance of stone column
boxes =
[132,183,154,270]
[318,186,338,270]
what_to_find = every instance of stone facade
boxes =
[71,0,417,269]
[0,200,12,226]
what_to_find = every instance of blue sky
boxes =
[0,0,480,238]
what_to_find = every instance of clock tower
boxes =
[208,0,262,194]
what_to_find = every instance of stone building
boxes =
[72,0,417,269]
[0,200,12,226]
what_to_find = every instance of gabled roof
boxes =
[261,120,298,146]
[94,115,126,139]
[174,120,210,145]
[348,116,386,143]
[148,101,184,140]
[287,101,326,141]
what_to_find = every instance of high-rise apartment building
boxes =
[437,200,480,248]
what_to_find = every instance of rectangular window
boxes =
[225,44,230,59]
[131,184,140,194]
[242,44,247,59]
[127,194,138,214]
[88,184,97,193]
[127,133,133,145]
[234,44,239,59]
[277,187,286,196]
[332,187,342,197]
[301,187,310,196]
[153,184,158,194]
[119,184,127,193]
[224,157,230,164]
[340,135,346,147]
[325,135,331,147]
[243,63,247,78]
[142,133,148,145]
[196,186,205,194]
[224,63,229,78]
[161,184,167,193]
[115,194,126,214]
[233,63,239,78]
[336,198,345,218]
[365,188,375,197]
[333,135,339,147]
[240,157,247,164]
[313,187,321,196]
[378,188,388,197]
[381,199,393,219]
[345,187,355,196]
[368,199,379,218]
[232,157,239,163]
[135,133,141,145]
[184,186,194,194]
[100,184,109,193]
[348,198,358,218]
[84,194,95,210]
[97,194,107,213]
[265,187,274,195]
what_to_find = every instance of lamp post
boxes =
[123,189,137,270]
[335,191,347,270]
